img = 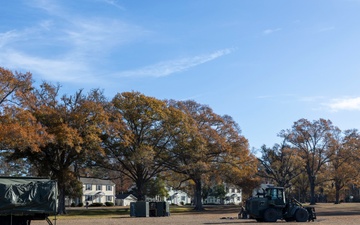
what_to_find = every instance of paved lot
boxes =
[31,203,360,225]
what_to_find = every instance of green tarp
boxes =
[0,177,57,215]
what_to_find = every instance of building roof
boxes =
[80,177,115,185]
[116,194,137,200]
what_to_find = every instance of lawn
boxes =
[36,203,360,225]
[53,203,360,219]
[59,205,196,218]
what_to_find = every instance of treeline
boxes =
[0,68,258,214]
[1,67,358,214]
[257,119,360,205]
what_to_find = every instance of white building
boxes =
[115,194,137,206]
[165,184,242,206]
[204,185,242,205]
[80,177,116,205]
[224,186,242,205]
[166,187,192,205]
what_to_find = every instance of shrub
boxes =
[78,202,84,207]
[89,202,104,207]
[70,203,76,207]
[105,202,114,206]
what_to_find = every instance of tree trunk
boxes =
[136,180,145,201]
[309,175,316,205]
[193,179,204,211]
[57,185,66,214]
[334,182,340,204]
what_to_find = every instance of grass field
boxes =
[33,203,360,225]
[58,202,360,218]
[61,205,194,218]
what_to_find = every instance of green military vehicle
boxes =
[0,177,57,225]
[245,186,316,222]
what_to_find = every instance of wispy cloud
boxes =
[0,30,20,47]
[256,95,276,99]
[0,1,233,84]
[29,0,62,15]
[319,27,335,32]
[325,97,360,112]
[256,95,360,112]
[263,28,282,35]
[62,18,148,53]
[114,48,234,78]
[102,0,125,10]
[256,94,296,99]
[0,0,149,83]
[0,50,93,83]
[299,96,326,102]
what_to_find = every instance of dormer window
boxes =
[86,184,92,190]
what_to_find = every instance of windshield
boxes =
[266,188,285,204]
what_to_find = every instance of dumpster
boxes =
[130,202,149,217]
[130,201,169,217]
[150,202,170,217]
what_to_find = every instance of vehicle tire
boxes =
[295,208,309,222]
[264,208,278,222]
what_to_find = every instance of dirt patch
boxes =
[31,203,360,225]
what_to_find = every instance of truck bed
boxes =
[0,177,57,215]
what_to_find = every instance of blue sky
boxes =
[1,0,360,152]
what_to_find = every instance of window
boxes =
[106,196,112,202]
[96,185,102,191]
[106,185,112,191]
[85,195,93,201]
[86,184,92,190]
[181,196,186,201]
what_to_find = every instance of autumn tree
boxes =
[291,172,310,202]
[2,82,109,214]
[0,67,32,106]
[0,68,34,175]
[99,92,185,200]
[328,129,360,204]
[215,115,259,197]
[280,118,338,205]
[258,141,304,188]
[165,100,257,211]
